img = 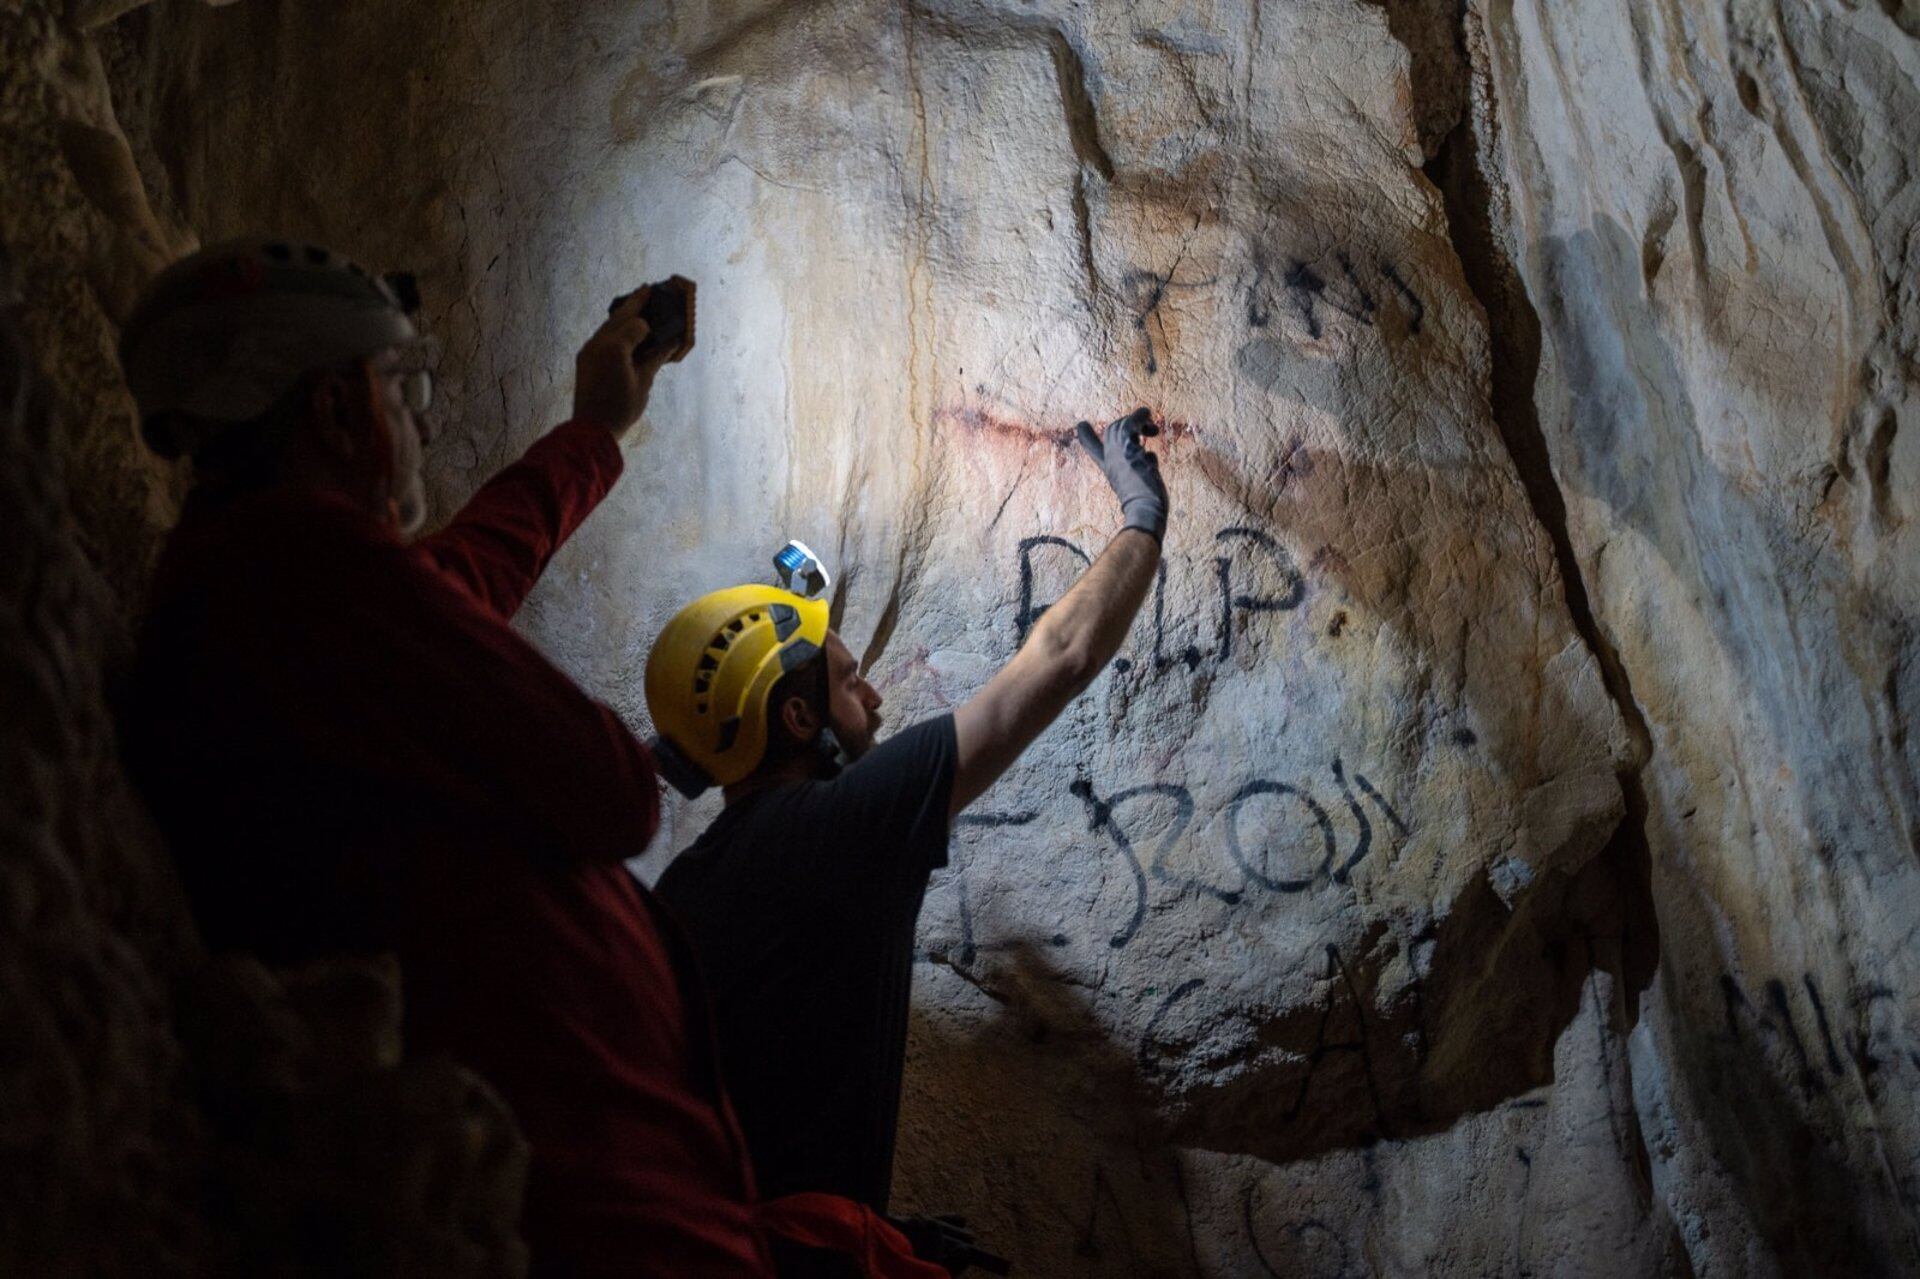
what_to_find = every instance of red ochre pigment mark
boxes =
[1309,544,1351,577]
[935,404,1074,448]
[936,404,1198,448]
[869,645,952,707]
[1276,433,1315,489]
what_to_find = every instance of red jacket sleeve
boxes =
[289,534,661,866]
[419,420,625,619]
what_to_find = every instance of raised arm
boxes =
[417,420,625,618]
[950,408,1169,815]
[418,278,696,617]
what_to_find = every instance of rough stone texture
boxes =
[0,1,187,601]
[0,10,205,1250]
[0,5,533,1273]
[3,0,1918,1274]
[0,205,199,1279]
[180,954,531,1279]
[1474,0,1920,1271]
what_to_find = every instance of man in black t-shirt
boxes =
[647,408,1171,1267]
[658,662,957,1206]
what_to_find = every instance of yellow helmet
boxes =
[645,585,831,795]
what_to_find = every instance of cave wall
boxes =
[1476,0,1920,1268]
[2,0,1917,1274]
[0,6,529,1275]
[0,6,205,1273]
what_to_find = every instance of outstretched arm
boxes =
[419,279,697,618]
[950,408,1169,815]
[416,420,625,618]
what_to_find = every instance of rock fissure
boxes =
[1411,0,1664,1029]
[1043,25,1115,183]
[1421,3,1653,757]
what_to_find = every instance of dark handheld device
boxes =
[607,277,691,360]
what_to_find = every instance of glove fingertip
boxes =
[1074,420,1103,459]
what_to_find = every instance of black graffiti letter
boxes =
[1213,527,1307,661]
[1017,535,1092,646]
[1129,782,1238,904]
[1285,254,1378,339]
[1765,978,1824,1098]
[1331,758,1372,884]
[934,811,1043,965]
[1073,779,1230,946]
[1284,261,1327,339]
[1282,944,1394,1135]
[1333,251,1379,324]
[1355,768,1411,836]
[1138,977,1207,1073]
[1071,779,1150,948]
[1225,780,1335,893]
[1720,972,1826,1099]
[1802,975,1846,1078]
[1381,261,1425,335]
[1149,556,1207,672]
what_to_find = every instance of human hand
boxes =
[886,1213,1011,1276]
[1074,406,1168,542]
[573,277,697,441]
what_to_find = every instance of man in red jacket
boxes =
[118,241,939,1277]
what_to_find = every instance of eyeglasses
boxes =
[388,337,440,415]
[398,368,433,414]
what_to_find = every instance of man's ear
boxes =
[777,693,818,744]
[305,370,361,462]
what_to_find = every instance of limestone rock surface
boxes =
[3,0,1919,1274]
[144,0,1648,1180]
[1,9,533,1270]
[1478,0,1920,1270]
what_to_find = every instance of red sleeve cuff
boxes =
[549,418,625,487]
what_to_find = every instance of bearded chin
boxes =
[841,715,881,761]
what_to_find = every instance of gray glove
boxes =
[1075,406,1169,542]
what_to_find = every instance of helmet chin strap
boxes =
[812,725,849,777]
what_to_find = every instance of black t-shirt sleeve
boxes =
[797,714,958,886]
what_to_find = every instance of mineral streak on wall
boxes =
[3,0,1918,1274]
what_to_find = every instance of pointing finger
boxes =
[1074,420,1104,462]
